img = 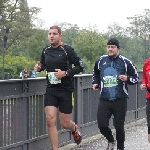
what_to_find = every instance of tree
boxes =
[104,22,128,37]
[54,22,80,46]
[25,29,48,61]
[119,38,143,70]
[127,9,150,61]
[0,0,41,52]
[0,54,36,79]
[72,26,106,73]
[0,0,42,79]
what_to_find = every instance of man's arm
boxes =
[64,45,84,76]
[142,59,148,84]
[34,48,46,72]
[140,59,150,90]
[126,60,139,85]
[92,60,100,88]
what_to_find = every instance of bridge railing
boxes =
[0,72,146,150]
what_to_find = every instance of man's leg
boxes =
[146,100,150,143]
[58,91,82,145]
[97,99,114,142]
[113,98,127,150]
[59,113,76,131]
[59,112,82,144]
[45,106,58,150]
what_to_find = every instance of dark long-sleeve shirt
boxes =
[92,54,139,100]
[40,43,83,91]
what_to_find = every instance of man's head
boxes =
[48,25,62,47]
[107,38,120,57]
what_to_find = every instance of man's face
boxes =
[107,45,119,57]
[48,29,62,46]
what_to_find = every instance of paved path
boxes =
[59,118,150,150]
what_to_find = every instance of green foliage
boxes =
[127,9,150,61]
[0,55,36,79]
[53,22,79,46]
[82,57,94,74]
[104,21,148,71]
[0,0,43,79]
[1,2,150,79]
[0,0,41,52]
[36,71,46,77]
[21,29,48,60]
[119,38,143,70]
[72,26,106,65]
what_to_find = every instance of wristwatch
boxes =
[65,70,69,76]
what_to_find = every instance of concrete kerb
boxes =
[58,118,147,150]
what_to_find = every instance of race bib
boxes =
[103,76,118,87]
[48,72,61,84]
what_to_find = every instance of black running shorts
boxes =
[44,87,74,114]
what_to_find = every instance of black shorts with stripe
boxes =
[44,87,74,114]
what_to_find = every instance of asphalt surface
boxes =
[59,118,150,150]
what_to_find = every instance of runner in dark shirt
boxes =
[34,25,84,150]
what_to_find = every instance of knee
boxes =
[46,115,56,127]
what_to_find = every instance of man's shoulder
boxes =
[99,55,108,59]
[43,43,73,52]
[43,45,51,51]
[118,55,132,62]
[143,58,150,68]
[118,54,126,59]
[61,43,75,56]
[62,43,72,50]
[96,55,108,64]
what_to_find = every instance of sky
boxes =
[27,0,150,32]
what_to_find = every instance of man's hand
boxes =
[34,61,41,72]
[140,84,146,90]
[92,84,99,92]
[118,75,128,81]
[54,69,66,79]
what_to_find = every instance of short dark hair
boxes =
[49,25,62,35]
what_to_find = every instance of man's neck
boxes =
[51,42,63,48]
[51,44,59,48]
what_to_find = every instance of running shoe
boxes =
[106,140,116,150]
[71,124,82,145]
